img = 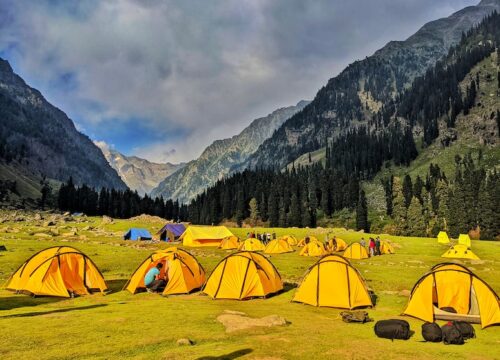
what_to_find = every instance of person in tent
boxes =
[375,237,381,256]
[272,232,276,240]
[304,236,310,245]
[324,233,329,244]
[144,263,167,293]
[266,233,271,244]
[360,237,366,248]
[368,238,376,257]
[331,236,338,252]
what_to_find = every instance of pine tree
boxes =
[235,189,245,227]
[248,197,259,226]
[392,177,407,235]
[356,189,369,232]
[289,192,301,227]
[407,196,426,236]
[268,187,279,227]
[278,196,287,227]
[435,179,449,231]
[402,175,413,208]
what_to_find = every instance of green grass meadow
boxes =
[0,217,499,359]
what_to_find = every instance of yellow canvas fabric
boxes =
[125,247,205,295]
[180,226,235,247]
[299,241,327,257]
[327,238,348,252]
[203,251,283,300]
[441,244,480,260]
[218,236,240,250]
[293,255,372,309]
[403,264,500,328]
[343,243,369,259]
[437,231,450,244]
[6,246,107,297]
[297,236,319,247]
[380,241,395,254]
[264,239,294,254]
[458,234,472,248]
[238,238,265,252]
[281,235,297,246]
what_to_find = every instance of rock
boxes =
[176,338,194,346]
[82,226,91,231]
[216,312,287,333]
[34,213,43,221]
[43,221,56,227]
[62,231,77,237]
[50,229,60,236]
[102,215,113,224]
[398,290,411,297]
[34,233,52,238]
[14,216,25,222]
[79,235,87,240]
[63,212,70,216]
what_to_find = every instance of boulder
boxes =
[102,215,113,224]
[34,233,52,238]
[43,221,56,227]
[398,289,411,297]
[176,338,194,346]
[34,213,43,221]
[216,311,287,333]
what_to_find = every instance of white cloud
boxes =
[0,0,477,163]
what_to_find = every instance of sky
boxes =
[0,0,478,164]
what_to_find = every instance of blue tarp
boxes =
[124,228,152,241]
[157,223,186,241]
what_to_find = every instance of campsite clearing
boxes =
[0,214,499,359]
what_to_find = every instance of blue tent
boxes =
[156,223,186,241]
[124,228,152,241]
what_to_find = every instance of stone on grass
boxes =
[398,290,411,297]
[176,338,194,346]
[217,311,287,333]
[34,233,52,238]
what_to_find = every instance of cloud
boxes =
[0,0,477,163]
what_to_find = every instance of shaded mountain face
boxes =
[0,58,127,190]
[151,100,309,203]
[242,0,500,170]
[96,143,184,196]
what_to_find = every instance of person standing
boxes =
[375,237,381,256]
[369,238,376,257]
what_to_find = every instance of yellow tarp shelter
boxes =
[124,247,205,296]
[326,238,348,252]
[299,241,327,257]
[380,241,395,254]
[281,235,297,246]
[203,251,283,300]
[238,238,265,251]
[437,231,450,244]
[297,236,319,247]
[293,255,372,309]
[180,226,234,247]
[458,234,472,248]
[441,244,480,260]
[218,236,240,250]
[403,263,500,328]
[343,242,369,259]
[264,238,294,254]
[6,246,107,298]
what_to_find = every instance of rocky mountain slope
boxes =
[0,58,127,192]
[241,0,500,171]
[96,142,184,196]
[151,101,309,203]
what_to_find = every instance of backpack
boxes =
[340,310,373,323]
[421,322,442,342]
[453,321,475,340]
[374,319,411,340]
[441,323,464,345]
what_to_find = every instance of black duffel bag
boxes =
[422,322,442,342]
[441,323,464,345]
[453,321,475,340]
[374,319,411,340]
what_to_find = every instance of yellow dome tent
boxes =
[6,246,107,298]
[403,263,500,328]
[293,255,372,309]
[458,234,472,248]
[327,238,348,252]
[264,238,294,254]
[441,244,480,260]
[281,235,297,246]
[297,236,319,247]
[124,247,205,296]
[437,231,450,244]
[380,241,395,254]
[299,241,327,257]
[218,236,240,250]
[343,242,369,259]
[180,226,235,247]
[238,238,265,252]
[203,251,283,300]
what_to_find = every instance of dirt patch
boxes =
[217,310,287,333]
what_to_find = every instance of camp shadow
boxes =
[0,295,61,311]
[282,282,298,294]
[106,279,128,293]
[196,348,253,360]
[0,304,107,319]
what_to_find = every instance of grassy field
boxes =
[0,215,499,360]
